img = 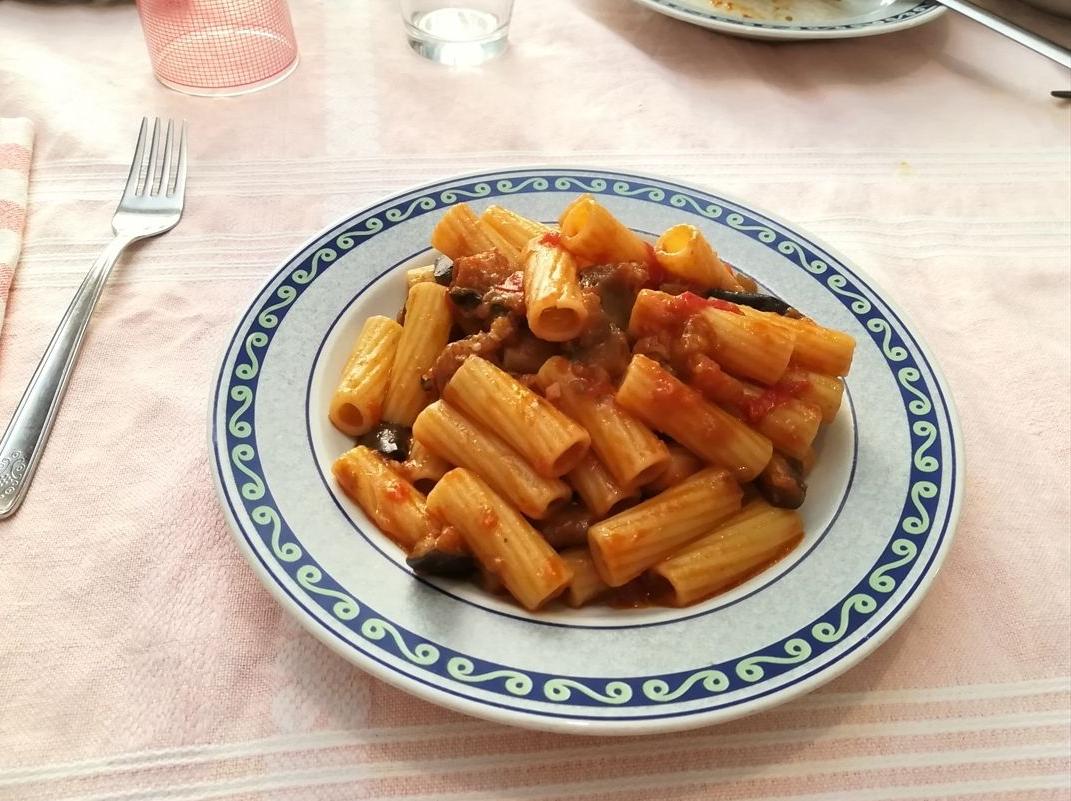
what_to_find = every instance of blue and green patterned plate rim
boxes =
[210,167,963,735]
[631,0,945,39]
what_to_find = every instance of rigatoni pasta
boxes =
[652,501,803,606]
[536,356,669,487]
[327,195,854,611]
[654,224,742,291]
[588,467,742,586]
[560,547,610,607]
[430,202,498,262]
[329,316,402,437]
[332,446,431,549]
[427,468,572,610]
[480,205,549,253]
[382,282,452,426]
[443,355,590,477]
[413,400,571,519]
[522,237,588,342]
[567,452,638,518]
[558,194,649,264]
[740,306,856,376]
[616,354,773,482]
[628,289,796,386]
[780,367,845,422]
[400,439,451,486]
[646,444,703,495]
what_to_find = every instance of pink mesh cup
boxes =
[136,0,299,96]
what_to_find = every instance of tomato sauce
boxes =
[670,291,741,318]
[384,480,410,502]
[539,230,563,248]
[643,242,665,286]
[740,377,809,424]
[493,270,524,294]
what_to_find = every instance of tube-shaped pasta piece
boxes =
[427,469,572,610]
[651,501,803,606]
[400,439,451,486]
[329,316,403,437]
[740,307,855,377]
[616,354,773,482]
[536,356,669,487]
[687,355,820,459]
[560,548,610,607]
[522,239,588,342]
[698,306,796,386]
[646,444,703,495]
[332,446,432,549]
[567,453,638,517]
[413,401,571,519]
[430,203,498,261]
[654,224,742,291]
[780,368,844,422]
[558,194,649,264]
[382,282,452,426]
[480,205,549,255]
[742,388,822,460]
[405,264,435,289]
[588,467,742,586]
[442,356,590,477]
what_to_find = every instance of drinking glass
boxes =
[400,0,514,66]
[136,0,299,96]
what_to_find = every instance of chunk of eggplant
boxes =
[706,289,794,316]
[406,528,475,577]
[756,453,807,509]
[356,422,411,462]
[433,255,454,286]
[448,286,483,309]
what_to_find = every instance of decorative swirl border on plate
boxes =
[217,170,952,711]
[647,0,940,32]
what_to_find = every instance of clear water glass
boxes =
[400,0,514,66]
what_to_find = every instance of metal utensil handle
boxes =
[940,0,1071,69]
[0,236,131,519]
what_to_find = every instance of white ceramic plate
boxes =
[210,168,962,735]
[632,0,946,39]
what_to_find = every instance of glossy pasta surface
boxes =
[327,197,854,612]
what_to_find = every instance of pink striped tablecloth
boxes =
[0,1,1068,799]
[0,118,33,338]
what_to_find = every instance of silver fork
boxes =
[0,117,187,519]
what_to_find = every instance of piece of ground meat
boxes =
[502,330,559,374]
[578,262,649,329]
[452,250,514,295]
[423,315,517,395]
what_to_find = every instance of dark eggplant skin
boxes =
[356,423,411,462]
[406,531,475,577]
[706,289,793,316]
[756,453,807,509]
[448,286,482,309]
[406,549,475,576]
[433,255,454,286]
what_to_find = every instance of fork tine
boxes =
[156,120,175,197]
[143,117,162,196]
[122,118,149,198]
[170,121,188,201]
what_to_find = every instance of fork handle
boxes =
[0,235,133,519]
